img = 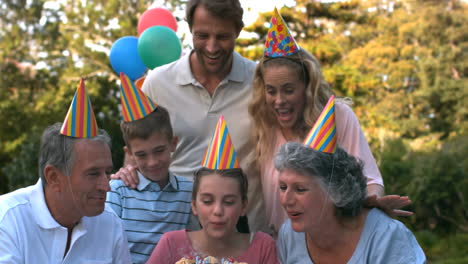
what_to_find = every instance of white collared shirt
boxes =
[0,179,131,264]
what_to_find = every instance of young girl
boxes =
[146,168,279,264]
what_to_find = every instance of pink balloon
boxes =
[138,8,177,35]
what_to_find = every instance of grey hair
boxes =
[38,122,112,187]
[274,142,367,218]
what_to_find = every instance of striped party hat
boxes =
[201,115,240,169]
[264,7,300,57]
[120,72,157,122]
[60,78,98,138]
[303,95,337,153]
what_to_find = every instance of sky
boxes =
[240,0,296,25]
[164,0,296,48]
[239,0,296,38]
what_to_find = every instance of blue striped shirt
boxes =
[106,171,193,264]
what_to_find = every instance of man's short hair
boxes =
[120,106,173,150]
[186,0,244,32]
[38,123,111,186]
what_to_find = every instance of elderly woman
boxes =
[275,142,425,263]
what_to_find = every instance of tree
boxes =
[0,0,63,192]
[0,0,184,192]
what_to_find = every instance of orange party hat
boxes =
[120,72,157,122]
[201,115,240,169]
[60,78,98,138]
[264,7,300,57]
[303,95,337,153]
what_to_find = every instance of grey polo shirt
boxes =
[142,51,267,233]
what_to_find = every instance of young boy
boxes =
[106,106,197,264]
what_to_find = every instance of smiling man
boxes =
[0,123,131,264]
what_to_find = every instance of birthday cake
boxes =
[175,256,247,264]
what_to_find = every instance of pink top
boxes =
[262,102,384,234]
[146,230,279,264]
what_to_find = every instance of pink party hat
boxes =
[264,7,300,57]
[201,115,240,169]
[120,72,157,122]
[303,95,337,153]
[60,78,98,138]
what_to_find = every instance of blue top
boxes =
[277,208,426,264]
[106,171,195,264]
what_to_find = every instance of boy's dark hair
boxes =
[186,0,244,32]
[120,106,173,150]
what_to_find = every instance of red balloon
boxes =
[138,8,177,35]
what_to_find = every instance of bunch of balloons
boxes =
[109,8,182,81]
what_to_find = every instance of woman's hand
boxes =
[110,164,140,189]
[365,194,413,218]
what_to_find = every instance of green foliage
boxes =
[378,134,468,234]
[376,134,467,262]
[2,131,41,190]
[416,231,468,263]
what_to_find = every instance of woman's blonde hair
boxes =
[248,49,333,167]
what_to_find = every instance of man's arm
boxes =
[366,184,413,217]
[0,225,23,264]
[110,165,140,189]
[367,183,384,197]
[109,147,140,189]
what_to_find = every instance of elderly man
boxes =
[0,123,131,263]
[114,0,267,233]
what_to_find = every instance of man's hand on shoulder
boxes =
[366,194,413,218]
[110,164,139,189]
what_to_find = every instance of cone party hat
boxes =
[60,78,98,138]
[303,95,337,153]
[264,7,300,57]
[201,115,240,169]
[120,72,157,122]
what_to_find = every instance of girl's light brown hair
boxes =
[192,168,248,202]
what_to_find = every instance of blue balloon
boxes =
[109,36,147,80]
